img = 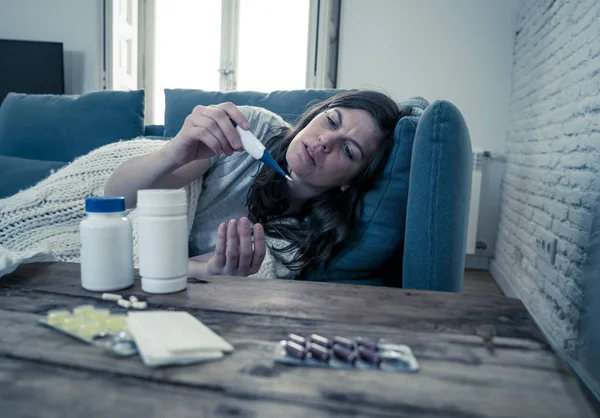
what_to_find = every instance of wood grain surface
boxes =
[0,262,594,418]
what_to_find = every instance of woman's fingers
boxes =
[237,217,253,273]
[203,106,243,152]
[218,102,250,131]
[186,126,227,155]
[210,218,266,277]
[186,112,235,156]
[212,222,227,271]
[225,219,240,274]
[249,223,266,274]
[189,102,250,156]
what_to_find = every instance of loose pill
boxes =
[333,344,357,365]
[288,333,306,346]
[101,293,123,301]
[356,337,379,352]
[129,296,139,303]
[132,301,147,309]
[284,341,306,360]
[117,299,132,309]
[333,336,355,350]
[358,346,381,367]
[309,334,331,349]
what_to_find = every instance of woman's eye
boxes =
[326,116,337,128]
[344,143,354,160]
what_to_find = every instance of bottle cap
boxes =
[85,197,125,213]
[137,189,187,216]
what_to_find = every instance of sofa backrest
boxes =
[162,88,347,137]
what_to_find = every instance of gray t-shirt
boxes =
[188,106,289,256]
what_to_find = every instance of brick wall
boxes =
[493,0,600,357]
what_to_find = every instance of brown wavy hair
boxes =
[247,90,411,272]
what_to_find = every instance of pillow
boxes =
[0,155,66,198]
[301,114,421,285]
[163,88,346,137]
[0,90,145,162]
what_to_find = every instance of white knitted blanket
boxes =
[0,138,290,280]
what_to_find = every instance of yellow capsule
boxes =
[47,309,71,325]
[60,317,80,333]
[76,320,102,339]
[73,305,95,317]
[88,308,110,321]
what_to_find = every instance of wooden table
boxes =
[0,262,594,418]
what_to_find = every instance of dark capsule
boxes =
[333,344,357,365]
[284,341,306,360]
[287,333,306,346]
[333,336,355,350]
[356,337,379,352]
[358,346,381,367]
[308,343,330,362]
[309,334,332,349]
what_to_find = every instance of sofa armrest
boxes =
[402,101,472,292]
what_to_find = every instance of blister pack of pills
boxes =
[274,334,419,373]
[39,305,137,356]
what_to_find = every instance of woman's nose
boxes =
[318,134,337,152]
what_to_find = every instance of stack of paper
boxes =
[126,311,234,367]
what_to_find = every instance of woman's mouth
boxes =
[303,144,315,165]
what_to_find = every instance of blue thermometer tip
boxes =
[259,150,293,182]
[230,117,292,182]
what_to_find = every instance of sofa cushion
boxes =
[163,88,346,137]
[0,155,67,199]
[0,90,145,162]
[301,114,421,284]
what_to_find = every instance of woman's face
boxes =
[286,107,382,191]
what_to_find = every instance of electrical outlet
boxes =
[536,230,557,264]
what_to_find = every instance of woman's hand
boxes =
[164,102,251,166]
[188,217,266,278]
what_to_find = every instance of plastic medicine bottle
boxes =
[80,197,134,291]
[137,189,188,294]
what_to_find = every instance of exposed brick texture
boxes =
[494,0,600,357]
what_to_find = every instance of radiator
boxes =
[466,152,484,255]
[465,151,504,257]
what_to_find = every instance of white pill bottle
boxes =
[80,197,134,291]
[137,189,188,294]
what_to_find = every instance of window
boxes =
[236,0,310,92]
[148,0,311,123]
[152,0,222,124]
[103,0,340,124]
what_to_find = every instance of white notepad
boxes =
[126,311,234,367]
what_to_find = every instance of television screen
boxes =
[0,39,65,105]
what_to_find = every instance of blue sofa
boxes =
[0,88,472,291]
